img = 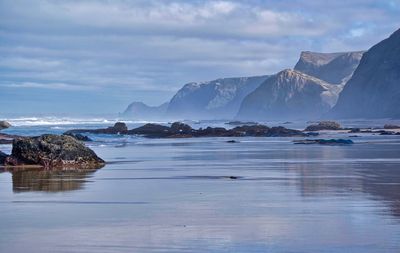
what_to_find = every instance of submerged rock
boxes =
[293,139,354,145]
[4,135,105,169]
[0,121,11,130]
[304,121,341,131]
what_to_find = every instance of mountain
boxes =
[330,28,400,119]
[294,51,364,84]
[236,69,342,120]
[166,75,269,119]
[121,102,169,120]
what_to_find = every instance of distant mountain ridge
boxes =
[330,28,400,119]
[166,75,269,119]
[236,69,342,120]
[122,102,169,120]
[122,46,371,121]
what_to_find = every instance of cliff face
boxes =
[166,75,269,119]
[330,28,400,119]
[236,69,342,120]
[294,51,364,84]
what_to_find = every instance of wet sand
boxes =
[0,134,400,252]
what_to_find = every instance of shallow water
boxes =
[1,123,400,252]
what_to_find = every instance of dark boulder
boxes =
[0,151,8,164]
[294,139,354,145]
[4,135,104,169]
[170,122,193,134]
[0,121,11,130]
[305,121,341,131]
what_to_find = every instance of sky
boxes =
[0,0,399,116]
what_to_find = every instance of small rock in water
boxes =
[293,139,354,145]
[227,140,238,143]
[0,121,11,130]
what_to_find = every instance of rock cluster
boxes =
[128,122,306,138]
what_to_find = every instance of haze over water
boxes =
[1,122,400,252]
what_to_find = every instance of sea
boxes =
[0,116,400,253]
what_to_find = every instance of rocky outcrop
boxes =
[3,135,104,169]
[129,122,305,138]
[121,102,169,120]
[294,51,364,84]
[304,121,341,131]
[167,75,269,119]
[0,121,11,130]
[294,139,353,145]
[330,28,400,119]
[65,122,128,135]
[236,69,342,120]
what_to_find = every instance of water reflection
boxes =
[7,168,98,192]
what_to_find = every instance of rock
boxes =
[112,122,128,133]
[304,121,341,131]
[70,122,308,139]
[0,151,8,164]
[226,140,238,143]
[384,124,400,129]
[170,122,193,134]
[230,125,270,136]
[348,128,361,133]
[128,123,171,138]
[266,126,305,137]
[0,121,11,130]
[63,133,92,142]
[65,122,128,135]
[293,139,354,145]
[4,135,105,169]
[226,121,258,126]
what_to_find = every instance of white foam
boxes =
[4,116,169,127]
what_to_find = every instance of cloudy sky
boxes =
[0,0,399,116]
